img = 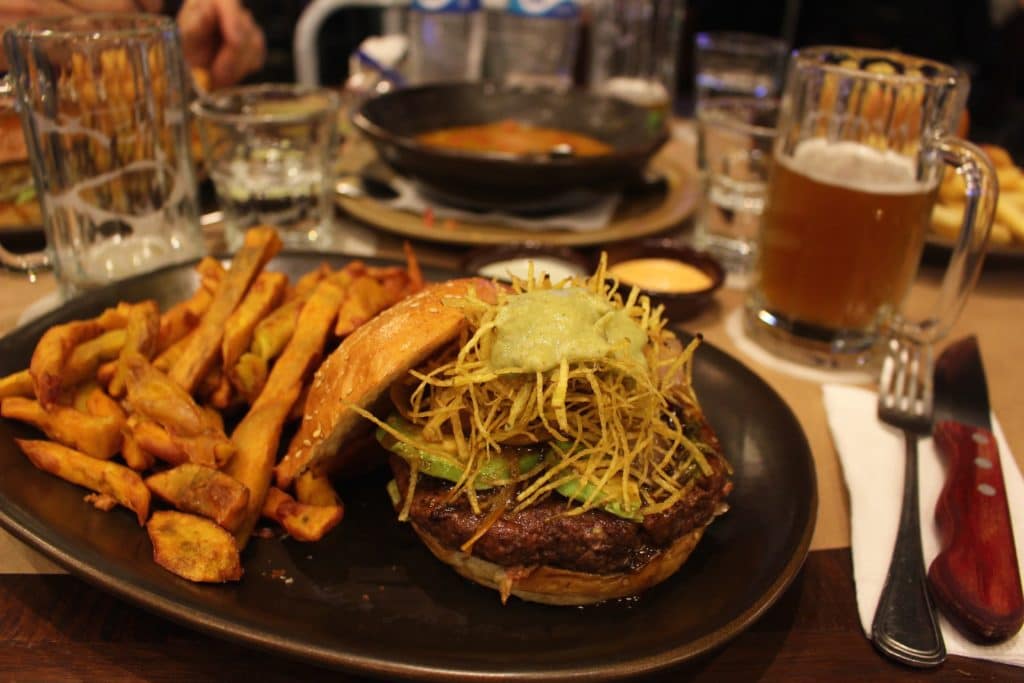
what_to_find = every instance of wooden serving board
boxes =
[335,136,699,248]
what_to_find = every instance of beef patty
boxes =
[388,416,731,575]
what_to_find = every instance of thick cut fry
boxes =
[334,275,392,337]
[261,486,343,542]
[157,287,212,353]
[154,330,193,372]
[195,256,227,293]
[290,262,331,300]
[227,279,345,547]
[145,463,249,531]
[170,227,282,393]
[16,439,149,525]
[110,301,161,397]
[2,397,122,459]
[227,352,267,403]
[85,387,127,429]
[122,355,234,467]
[147,510,243,582]
[0,370,34,399]
[64,329,127,387]
[250,296,304,361]
[295,470,341,507]
[209,375,234,410]
[30,319,104,407]
[222,271,288,369]
[995,197,1024,242]
[121,428,155,471]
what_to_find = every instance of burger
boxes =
[278,265,732,605]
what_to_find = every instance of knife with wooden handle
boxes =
[929,336,1024,642]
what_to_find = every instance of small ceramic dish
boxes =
[601,240,725,320]
[461,244,591,283]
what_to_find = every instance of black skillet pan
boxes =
[352,82,669,205]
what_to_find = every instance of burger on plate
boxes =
[278,264,732,605]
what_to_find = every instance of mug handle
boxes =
[0,75,50,273]
[897,137,997,344]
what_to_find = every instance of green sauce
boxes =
[489,288,647,372]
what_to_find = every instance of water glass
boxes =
[192,84,341,251]
[745,46,996,369]
[693,31,788,103]
[1,14,204,297]
[588,0,684,127]
[695,97,777,273]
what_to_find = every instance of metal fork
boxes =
[871,335,946,667]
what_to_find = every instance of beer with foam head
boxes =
[755,138,937,332]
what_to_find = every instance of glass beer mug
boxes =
[745,47,996,368]
[0,14,204,297]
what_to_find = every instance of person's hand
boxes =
[177,0,266,89]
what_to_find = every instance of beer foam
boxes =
[783,138,932,194]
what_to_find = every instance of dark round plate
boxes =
[353,83,669,204]
[0,253,816,681]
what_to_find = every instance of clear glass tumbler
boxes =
[191,84,341,252]
[693,31,788,103]
[1,14,204,296]
[695,96,778,274]
[588,0,684,128]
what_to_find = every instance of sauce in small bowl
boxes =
[603,241,725,320]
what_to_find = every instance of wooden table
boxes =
[0,226,1021,681]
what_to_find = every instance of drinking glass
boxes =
[0,14,204,297]
[191,84,341,252]
[693,31,788,103]
[695,96,777,274]
[745,46,997,369]
[588,0,684,128]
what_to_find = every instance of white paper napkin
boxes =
[823,384,1024,666]
[382,177,622,232]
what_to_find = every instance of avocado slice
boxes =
[376,415,545,490]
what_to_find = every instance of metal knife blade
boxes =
[928,335,1024,642]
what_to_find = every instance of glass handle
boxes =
[0,74,51,274]
[902,136,997,343]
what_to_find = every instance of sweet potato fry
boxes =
[63,329,127,387]
[222,271,288,369]
[295,470,341,507]
[110,301,161,397]
[227,278,345,547]
[250,296,304,361]
[0,370,34,399]
[120,428,155,471]
[195,256,227,293]
[334,275,392,337]
[30,319,104,407]
[157,287,212,353]
[2,397,122,459]
[261,486,343,542]
[145,463,249,531]
[227,352,267,402]
[147,510,243,582]
[170,227,282,393]
[16,438,149,525]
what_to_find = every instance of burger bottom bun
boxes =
[410,519,708,605]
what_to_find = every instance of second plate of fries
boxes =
[931,143,1024,256]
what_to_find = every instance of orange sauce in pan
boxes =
[415,119,613,157]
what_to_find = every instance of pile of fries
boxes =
[932,144,1024,248]
[0,227,424,583]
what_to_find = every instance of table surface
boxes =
[0,172,1022,680]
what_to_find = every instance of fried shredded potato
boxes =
[261,486,343,542]
[148,510,243,582]
[16,438,149,525]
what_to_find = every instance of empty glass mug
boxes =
[0,14,204,296]
[745,47,996,368]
